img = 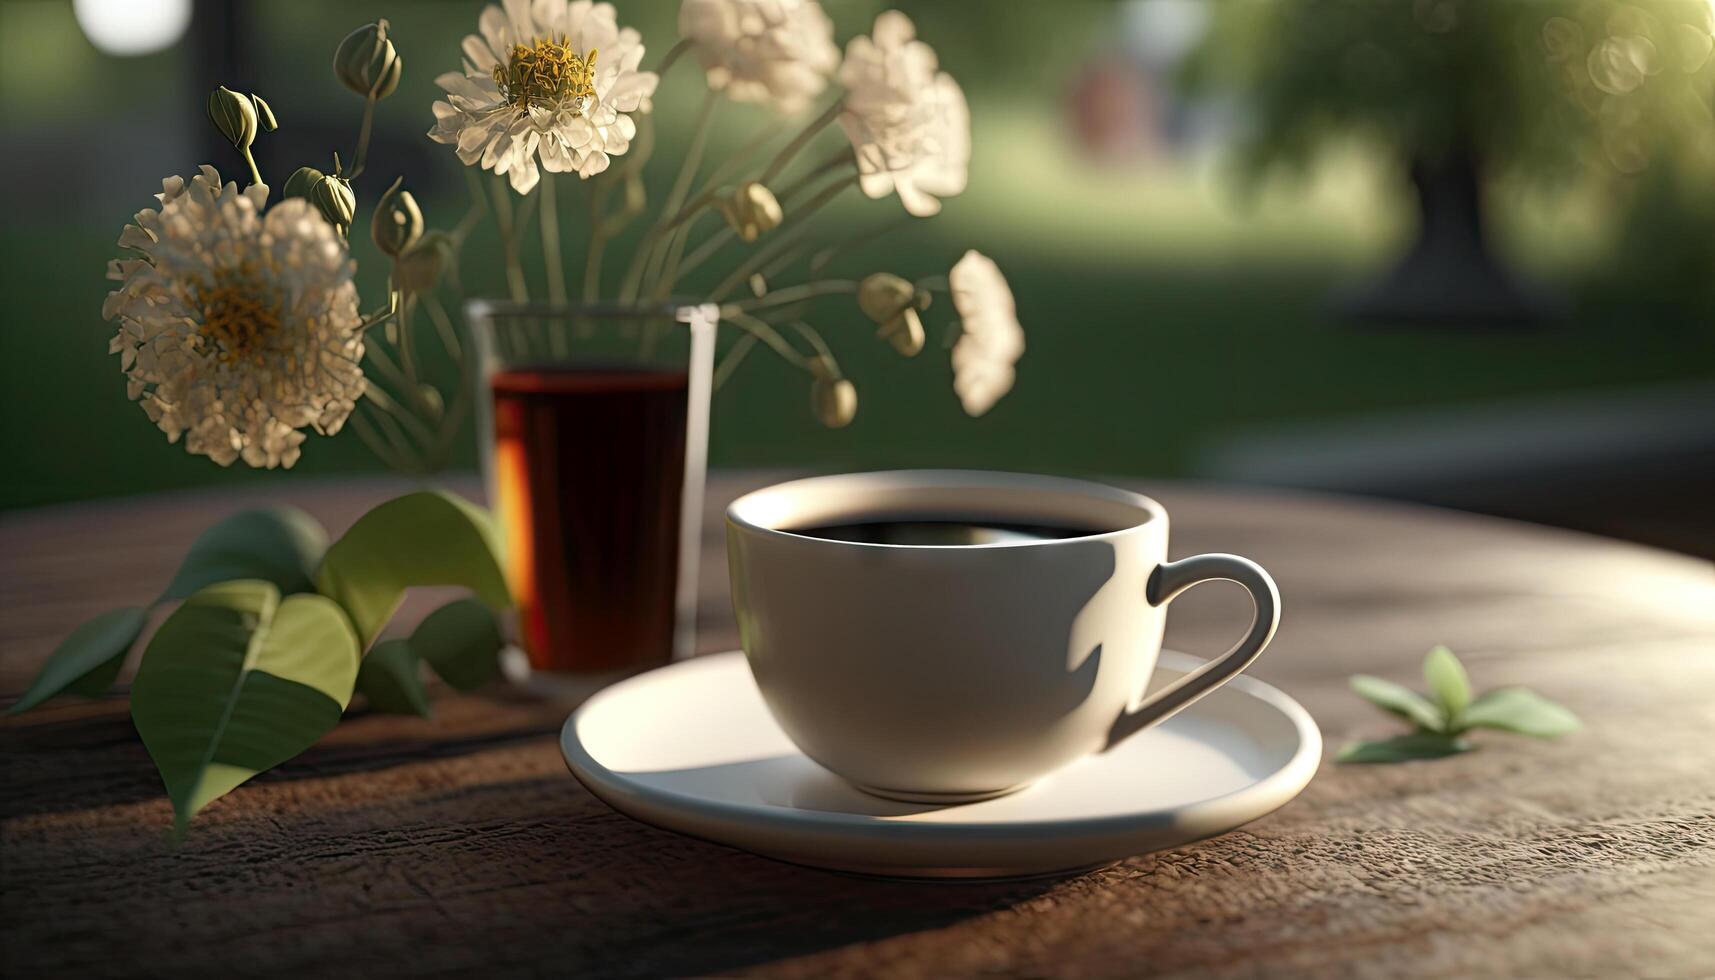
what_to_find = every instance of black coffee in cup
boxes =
[789,516,1104,546]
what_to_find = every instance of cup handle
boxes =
[1105,553,1281,750]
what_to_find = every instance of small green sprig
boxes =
[1339,646,1580,763]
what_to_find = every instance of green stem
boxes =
[777,149,854,204]
[422,295,473,469]
[360,381,437,447]
[915,274,950,292]
[349,407,415,472]
[453,169,490,245]
[619,94,718,302]
[784,320,836,364]
[665,222,732,290]
[357,289,400,332]
[595,115,655,240]
[346,95,377,180]
[712,332,758,390]
[360,400,425,473]
[650,186,724,243]
[706,118,788,189]
[491,178,530,302]
[654,38,692,76]
[395,292,438,420]
[584,179,612,302]
[539,177,567,304]
[723,310,813,371]
[709,174,860,300]
[809,215,913,274]
[362,340,414,398]
[638,210,707,302]
[761,242,813,281]
[424,290,463,358]
[641,115,792,300]
[726,279,859,313]
[666,93,719,219]
[241,147,263,189]
[618,117,782,302]
[760,99,842,185]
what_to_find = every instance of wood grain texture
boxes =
[4,473,1714,978]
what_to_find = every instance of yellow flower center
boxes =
[195,275,281,364]
[494,37,597,113]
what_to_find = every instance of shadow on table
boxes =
[0,696,563,819]
[399,773,1102,978]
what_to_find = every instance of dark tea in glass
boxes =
[470,303,715,679]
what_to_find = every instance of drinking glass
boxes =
[466,301,717,681]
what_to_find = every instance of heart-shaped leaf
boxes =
[411,599,504,691]
[355,640,432,717]
[314,491,511,647]
[7,607,148,715]
[160,507,329,602]
[1423,645,1471,720]
[130,580,360,834]
[1337,731,1472,764]
[1350,674,1445,732]
[1458,687,1580,738]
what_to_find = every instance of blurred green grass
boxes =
[6,172,1711,510]
[3,0,1711,510]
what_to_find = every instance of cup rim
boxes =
[725,469,1166,551]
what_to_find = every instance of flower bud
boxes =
[310,174,357,233]
[877,307,925,356]
[206,85,258,150]
[857,272,914,323]
[418,384,445,417]
[334,20,403,99]
[282,166,325,201]
[719,181,784,243]
[371,179,424,258]
[858,273,926,356]
[396,231,456,293]
[811,371,857,429]
[251,93,278,132]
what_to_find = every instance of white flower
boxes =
[678,0,839,116]
[104,166,365,469]
[429,0,659,194]
[948,250,1023,417]
[837,11,970,217]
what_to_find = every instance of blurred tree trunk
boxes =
[1341,144,1555,327]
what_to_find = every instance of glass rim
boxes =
[465,298,720,323]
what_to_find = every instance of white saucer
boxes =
[559,650,1321,879]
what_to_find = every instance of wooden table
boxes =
[4,473,1714,978]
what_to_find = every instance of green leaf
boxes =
[161,507,329,602]
[1337,731,1473,764]
[7,607,148,714]
[1349,674,1446,732]
[130,580,360,834]
[1458,687,1581,738]
[355,640,432,717]
[411,599,504,691]
[314,491,511,647]
[1423,645,1472,720]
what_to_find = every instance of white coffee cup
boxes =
[726,470,1280,803]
